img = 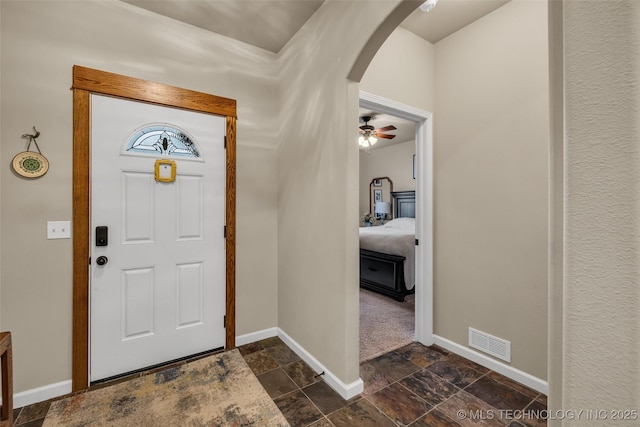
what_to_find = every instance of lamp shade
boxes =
[375,201,391,215]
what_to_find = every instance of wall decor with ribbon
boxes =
[12,127,49,178]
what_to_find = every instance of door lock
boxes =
[96,256,109,266]
[96,226,108,246]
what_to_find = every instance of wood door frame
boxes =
[71,66,237,392]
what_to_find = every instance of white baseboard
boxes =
[277,329,363,400]
[237,327,363,399]
[13,380,72,409]
[236,327,278,346]
[433,335,548,395]
[12,326,358,408]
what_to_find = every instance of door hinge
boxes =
[223,315,226,327]
[224,226,227,238]
[224,136,227,149]
[89,256,91,265]
[415,239,419,246]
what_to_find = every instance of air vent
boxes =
[469,328,511,362]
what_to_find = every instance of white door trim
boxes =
[359,90,433,345]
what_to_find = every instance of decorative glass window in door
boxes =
[124,124,201,158]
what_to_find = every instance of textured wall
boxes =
[563,0,640,422]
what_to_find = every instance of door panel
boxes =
[177,176,204,239]
[122,267,155,339]
[123,172,155,242]
[176,262,204,328]
[90,94,226,381]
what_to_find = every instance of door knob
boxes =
[96,256,108,266]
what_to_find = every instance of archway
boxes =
[349,0,556,399]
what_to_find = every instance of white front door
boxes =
[90,94,226,381]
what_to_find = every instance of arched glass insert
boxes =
[124,124,201,158]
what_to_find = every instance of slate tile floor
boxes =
[13,337,547,426]
[241,338,547,427]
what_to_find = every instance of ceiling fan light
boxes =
[419,0,438,13]
[358,135,365,145]
[369,136,378,145]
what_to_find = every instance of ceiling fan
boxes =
[359,115,396,149]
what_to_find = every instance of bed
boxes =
[359,191,415,301]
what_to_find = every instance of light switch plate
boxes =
[47,221,71,239]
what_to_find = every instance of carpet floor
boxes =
[42,349,288,427]
[359,288,415,362]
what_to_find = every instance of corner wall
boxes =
[276,0,410,387]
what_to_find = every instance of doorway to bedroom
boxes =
[358,91,432,362]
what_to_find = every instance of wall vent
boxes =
[469,328,511,362]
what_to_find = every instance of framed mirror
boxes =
[369,177,394,220]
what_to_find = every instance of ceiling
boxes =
[122,0,511,151]
[122,0,324,53]
[122,0,511,53]
[401,0,510,43]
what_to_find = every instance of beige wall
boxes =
[547,0,564,413]
[358,23,432,231]
[562,0,640,421]
[276,0,411,384]
[359,141,416,216]
[360,26,435,113]
[359,0,549,380]
[433,0,549,379]
[0,0,279,392]
[4,0,639,413]
[0,0,418,396]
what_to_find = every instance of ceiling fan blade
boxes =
[376,133,396,139]
[376,125,397,132]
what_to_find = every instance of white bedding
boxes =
[359,217,415,290]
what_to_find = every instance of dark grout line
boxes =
[14,338,546,427]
